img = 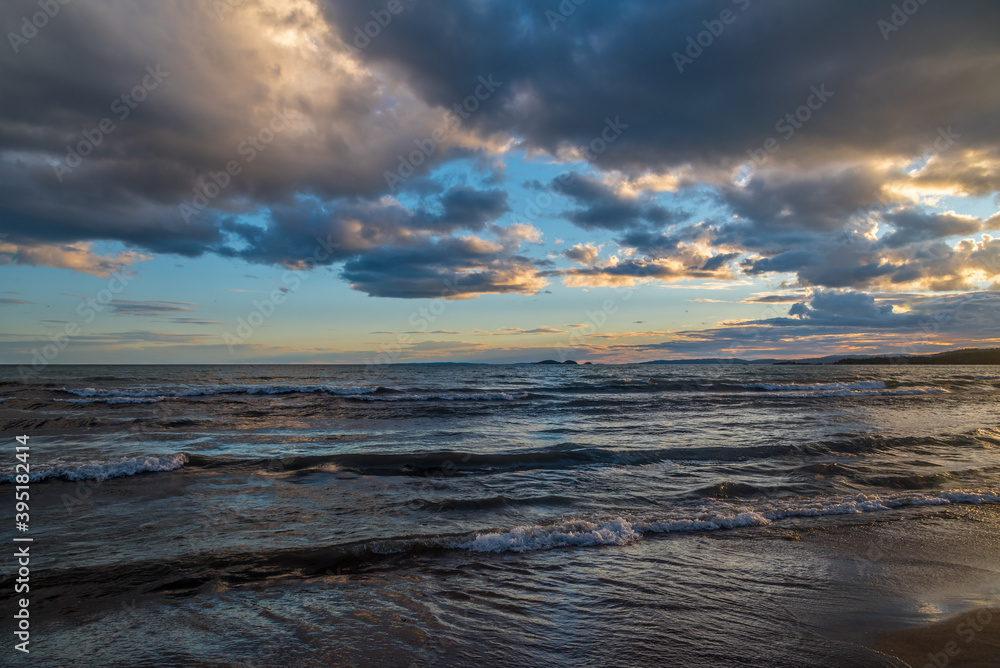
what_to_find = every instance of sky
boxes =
[1,0,999,365]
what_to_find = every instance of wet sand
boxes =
[793,504,1000,666]
[875,608,1000,667]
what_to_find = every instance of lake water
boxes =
[2,364,999,666]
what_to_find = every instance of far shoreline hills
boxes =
[534,347,1000,366]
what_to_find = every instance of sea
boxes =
[2,364,1000,667]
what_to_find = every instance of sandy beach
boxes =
[876,608,1000,668]
[791,503,1000,666]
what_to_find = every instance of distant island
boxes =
[535,360,593,365]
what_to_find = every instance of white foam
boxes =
[68,396,167,405]
[762,387,948,398]
[455,489,1000,553]
[2,453,188,482]
[458,517,642,552]
[353,392,528,402]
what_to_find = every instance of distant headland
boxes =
[533,347,1000,366]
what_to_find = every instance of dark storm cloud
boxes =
[628,292,1000,358]
[0,0,506,276]
[324,0,1000,175]
[324,0,1000,293]
[747,290,1000,333]
[215,186,513,269]
[551,172,677,231]
[879,209,983,248]
[774,289,912,328]
[737,232,1000,293]
[1,0,999,297]
[741,294,804,304]
[616,229,685,257]
[413,186,509,231]
[718,168,888,247]
[740,247,897,288]
[559,256,734,285]
[341,235,548,299]
[0,158,223,255]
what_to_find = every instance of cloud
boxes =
[563,243,601,265]
[560,250,737,288]
[111,300,197,316]
[418,187,510,231]
[551,172,679,231]
[741,293,806,304]
[0,241,150,277]
[326,1,1000,175]
[0,0,508,279]
[778,289,910,328]
[879,210,983,247]
[493,327,565,335]
[216,186,514,269]
[625,291,1000,359]
[341,233,548,299]
[0,0,998,308]
[170,317,227,326]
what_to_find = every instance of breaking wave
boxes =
[2,453,188,482]
[456,489,1000,553]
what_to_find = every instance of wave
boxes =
[21,488,999,601]
[524,379,901,394]
[51,377,966,404]
[402,494,575,513]
[182,445,667,477]
[68,396,168,404]
[758,387,949,398]
[180,442,878,476]
[1,454,188,482]
[0,446,683,482]
[31,428,992,481]
[687,481,805,498]
[349,392,528,402]
[58,385,528,404]
[60,384,379,399]
[742,380,887,391]
[457,489,1000,553]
